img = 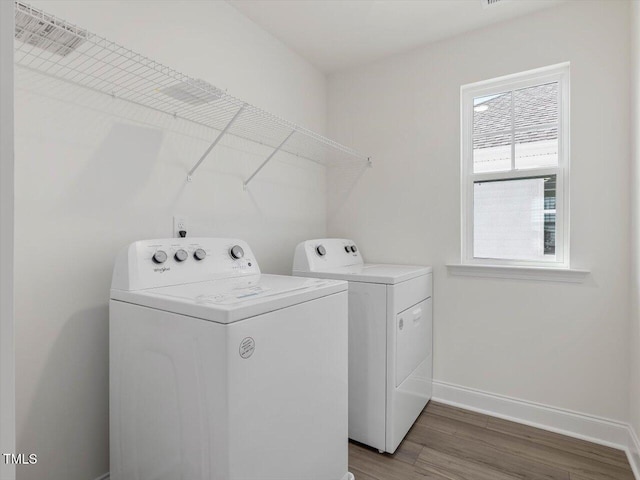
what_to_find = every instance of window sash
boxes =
[463,170,565,266]
[470,167,559,183]
[472,121,559,140]
[460,63,570,268]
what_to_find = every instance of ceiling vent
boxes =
[14,2,88,57]
[481,0,509,8]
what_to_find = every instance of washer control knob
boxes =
[344,246,351,253]
[152,250,168,264]
[351,245,358,253]
[316,245,326,257]
[193,248,207,261]
[230,245,245,260]
[174,249,188,262]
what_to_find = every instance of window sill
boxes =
[446,264,590,283]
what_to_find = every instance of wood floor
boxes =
[349,402,634,480]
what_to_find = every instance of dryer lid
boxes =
[294,263,432,285]
[292,238,431,284]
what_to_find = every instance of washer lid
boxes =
[294,263,432,284]
[111,274,347,323]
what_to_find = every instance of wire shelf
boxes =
[13,1,371,186]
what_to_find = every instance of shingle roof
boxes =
[473,82,558,150]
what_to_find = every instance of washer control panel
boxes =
[112,238,260,291]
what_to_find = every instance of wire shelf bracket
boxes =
[13,1,371,189]
[243,129,296,190]
[187,104,246,182]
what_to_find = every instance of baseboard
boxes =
[628,424,640,480]
[93,473,109,480]
[432,380,630,450]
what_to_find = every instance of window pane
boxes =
[473,133,511,173]
[514,82,558,129]
[474,175,556,261]
[473,91,512,173]
[515,127,558,169]
[543,175,557,255]
[473,91,511,135]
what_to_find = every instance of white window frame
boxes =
[460,63,571,268]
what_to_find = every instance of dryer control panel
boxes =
[293,238,363,272]
[111,238,260,291]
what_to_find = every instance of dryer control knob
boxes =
[344,246,351,253]
[316,245,326,257]
[152,250,168,264]
[193,248,207,261]
[351,245,358,253]
[230,245,245,260]
[174,249,188,262]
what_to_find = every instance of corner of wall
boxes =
[629,1,640,478]
[0,0,16,479]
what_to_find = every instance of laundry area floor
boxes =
[349,402,634,480]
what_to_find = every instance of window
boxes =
[460,64,570,267]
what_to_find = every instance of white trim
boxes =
[462,62,571,93]
[0,1,15,480]
[446,264,589,282]
[628,425,640,480]
[432,380,630,450]
[460,62,571,268]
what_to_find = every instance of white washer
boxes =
[293,238,433,454]
[110,238,352,480]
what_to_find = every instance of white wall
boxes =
[630,0,640,469]
[14,2,327,479]
[328,0,631,422]
[0,1,15,479]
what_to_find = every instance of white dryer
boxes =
[110,238,352,480]
[293,239,433,454]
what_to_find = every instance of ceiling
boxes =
[227,0,564,73]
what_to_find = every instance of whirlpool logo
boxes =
[154,267,171,273]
